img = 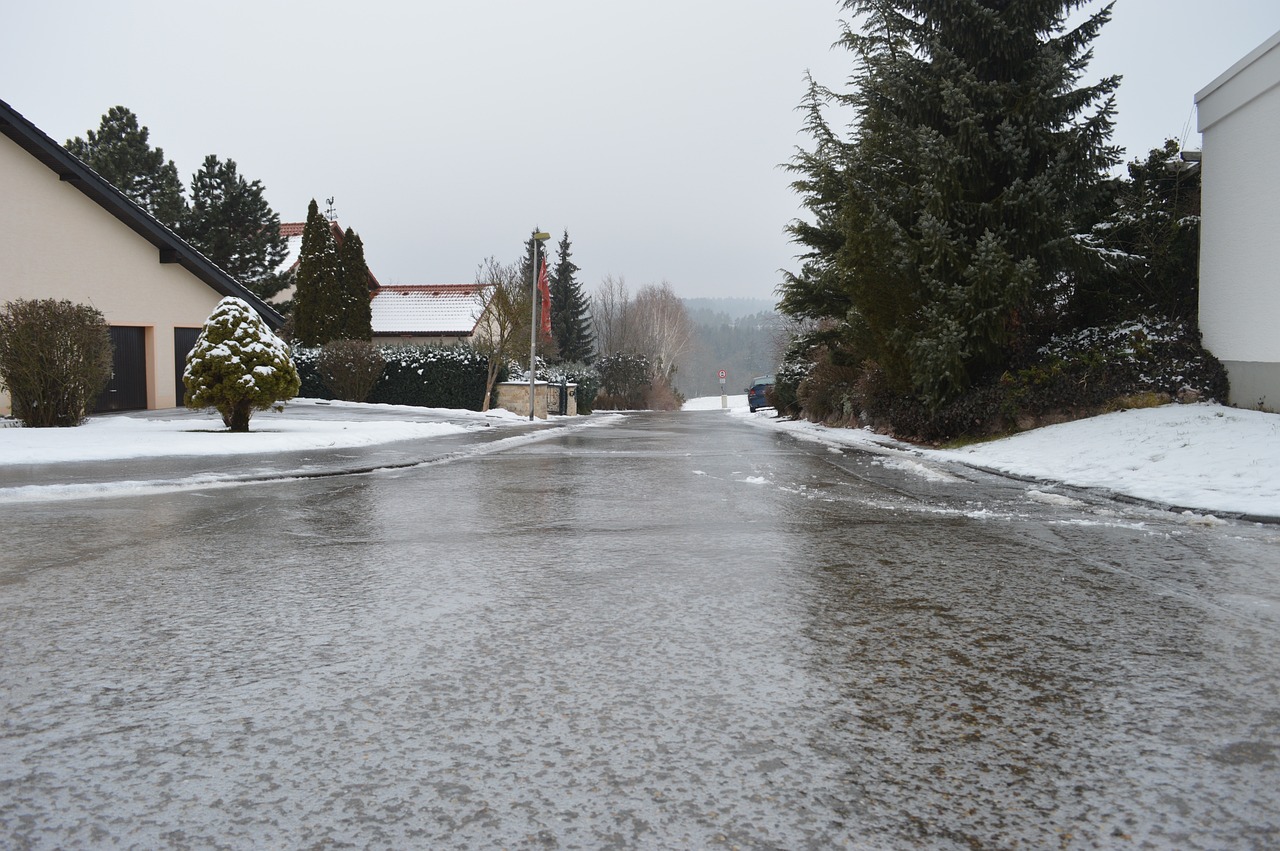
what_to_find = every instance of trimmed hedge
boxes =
[294,344,491,410]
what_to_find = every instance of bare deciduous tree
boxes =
[591,274,633,357]
[473,257,530,411]
[630,282,693,384]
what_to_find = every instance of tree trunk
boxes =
[226,401,252,432]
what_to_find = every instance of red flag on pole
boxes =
[537,256,552,337]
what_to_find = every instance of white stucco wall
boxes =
[1,131,223,414]
[1196,31,1280,408]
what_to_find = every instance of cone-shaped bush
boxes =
[184,297,300,432]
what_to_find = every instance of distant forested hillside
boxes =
[676,299,785,399]
[683,297,777,324]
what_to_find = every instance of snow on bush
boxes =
[183,297,300,432]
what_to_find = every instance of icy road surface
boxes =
[3,410,1279,849]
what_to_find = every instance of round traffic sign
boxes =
[718,370,727,379]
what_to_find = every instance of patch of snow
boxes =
[0,414,472,465]
[682,394,749,411]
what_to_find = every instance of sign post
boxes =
[718,369,728,409]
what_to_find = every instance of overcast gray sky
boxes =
[4,1,1279,301]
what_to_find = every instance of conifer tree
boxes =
[66,106,187,227]
[336,228,374,341]
[782,0,1120,409]
[1075,139,1201,324]
[291,199,344,346]
[183,297,300,432]
[549,230,595,363]
[179,155,290,301]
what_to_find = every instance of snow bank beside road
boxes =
[935,405,1280,519]
[685,396,1280,520]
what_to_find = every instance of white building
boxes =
[1196,30,1280,411]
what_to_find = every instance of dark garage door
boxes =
[94,326,147,412]
[174,327,201,405]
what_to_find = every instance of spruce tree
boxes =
[179,155,290,301]
[66,106,187,227]
[1075,139,1201,324]
[291,199,343,347]
[336,228,374,341]
[549,230,595,363]
[782,0,1120,409]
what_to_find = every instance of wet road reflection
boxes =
[2,411,1278,849]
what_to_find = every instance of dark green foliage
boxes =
[595,353,652,409]
[183,297,300,432]
[1074,140,1202,324]
[545,361,599,414]
[316,339,384,402]
[781,0,1121,412]
[0,299,113,427]
[291,200,343,346]
[770,334,816,418]
[179,155,290,301]
[796,317,1228,442]
[336,228,374,341]
[549,231,595,364]
[294,345,491,411]
[65,106,187,227]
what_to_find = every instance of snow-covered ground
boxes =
[3,396,1277,520]
[0,398,525,465]
[688,396,1280,520]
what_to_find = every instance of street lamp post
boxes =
[529,231,551,420]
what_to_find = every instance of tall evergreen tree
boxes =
[336,228,374,341]
[291,199,343,346]
[1074,139,1201,324]
[179,155,290,301]
[781,0,1120,409]
[66,106,187,227]
[549,230,595,363]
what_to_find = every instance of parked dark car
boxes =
[746,375,775,413]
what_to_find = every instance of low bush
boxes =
[595,353,652,409]
[0,298,113,427]
[316,339,385,403]
[783,316,1229,442]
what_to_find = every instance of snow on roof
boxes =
[276,232,302,276]
[370,284,493,336]
[274,220,381,290]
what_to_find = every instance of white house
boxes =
[1196,30,1280,412]
[0,98,283,415]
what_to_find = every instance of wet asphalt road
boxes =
[2,411,1279,849]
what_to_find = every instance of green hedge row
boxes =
[293,344,492,410]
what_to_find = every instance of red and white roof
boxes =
[370,284,492,336]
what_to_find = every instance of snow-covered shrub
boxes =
[294,344,490,410]
[545,361,599,414]
[375,346,489,409]
[183,297,300,432]
[595,353,651,409]
[316,339,385,402]
[0,298,113,428]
